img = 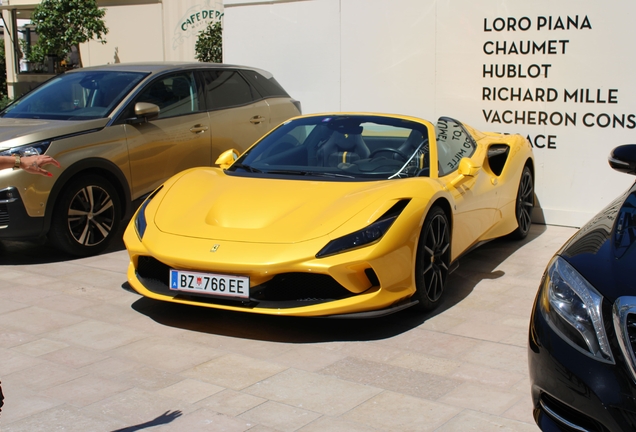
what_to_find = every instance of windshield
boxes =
[1,71,147,120]
[230,115,430,180]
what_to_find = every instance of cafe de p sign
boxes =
[167,0,224,59]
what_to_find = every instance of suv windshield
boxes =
[1,71,146,120]
[231,115,430,180]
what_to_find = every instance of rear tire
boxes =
[414,206,451,312]
[49,175,121,257]
[511,166,534,240]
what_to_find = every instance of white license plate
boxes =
[169,269,249,299]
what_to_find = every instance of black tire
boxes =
[414,206,451,312]
[49,175,121,256]
[511,166,534,240]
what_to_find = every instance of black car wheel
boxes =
[511,166,534,240]
[414,206,451,311]
[49,175,121,256]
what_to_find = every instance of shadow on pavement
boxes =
[111,410,183,432]
[130,224,548,343]
[0,217,131,265]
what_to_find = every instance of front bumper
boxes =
[0,187,45,239]
[528,296,636,432]
[123,218,419,318]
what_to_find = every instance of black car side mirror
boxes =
[609,145,636,175]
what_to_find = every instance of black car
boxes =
[529,144,636,431]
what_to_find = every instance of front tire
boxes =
[49,175,121,256]
[414,206,451,312]
[511,166,534,240]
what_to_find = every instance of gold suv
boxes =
[0,62,301,256]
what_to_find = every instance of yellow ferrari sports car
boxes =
[124,113,534,317]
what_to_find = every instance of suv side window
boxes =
[241,70,290,98]
[135,72,201,119]
[435,117,477,177]
[202,70,256,110]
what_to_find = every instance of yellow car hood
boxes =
[154,169,395,243]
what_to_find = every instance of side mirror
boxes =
[450,158,480,187]
[127,102,160,124]
[215,149,240,169]
[609,145,636,175]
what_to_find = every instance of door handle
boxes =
[250,116,265,125]
[190,124,209,134]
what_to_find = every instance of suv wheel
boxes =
[49,175,121,256]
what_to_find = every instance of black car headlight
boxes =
[0,141,51,156]
[134,186,163,240]
[539,256,614,363]
[316,216,397,258]
[316,200,410,258]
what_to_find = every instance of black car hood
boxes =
[559,181,636,302]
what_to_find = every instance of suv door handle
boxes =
[250,116,265,125]
[190,124,209,134]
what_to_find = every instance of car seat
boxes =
[319,131,370,166]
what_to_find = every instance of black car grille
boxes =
[613,297,636,384]
[135,256,358,308]
[540,393,610,432]
[0,204,8,226]
[626,313,636,353]
[608,406,636,431]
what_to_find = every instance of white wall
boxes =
[83,0,224,65]
[224,0,341,114]
[83,4,164,65]
[224,0,636,228]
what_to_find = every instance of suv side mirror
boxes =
[127,102,160,124]
[609,145,636,175]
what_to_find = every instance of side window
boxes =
[241,70,290,98]
[136,72,200,119]
[435,118,477,177]
[202,70,255,110]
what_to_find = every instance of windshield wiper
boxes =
[265,169,311,176]
[232,163,263,173]
[265,170,354,178]
[310,172,355,179]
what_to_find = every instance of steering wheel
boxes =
[370,148,410,161]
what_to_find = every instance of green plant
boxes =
[31,0,108,68]
[194,21,222,63]
[0,39,7,97]
[0,96,12,110]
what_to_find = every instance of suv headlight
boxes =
[539,256,614,363]
[0,141,51,156]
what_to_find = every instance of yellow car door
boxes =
[434,118,500,259]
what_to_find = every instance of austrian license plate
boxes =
[169,269,249,299]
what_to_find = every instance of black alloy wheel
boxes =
[49,175,121,256]
[414,206,451,312]
[511,166,534,240]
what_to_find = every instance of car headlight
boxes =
[316,216,397,258]
[539,256,614,363]
[0,141,51,156]
[316,200,410,258]
[134,186,163,240]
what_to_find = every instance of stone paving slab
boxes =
[0,224,575,431]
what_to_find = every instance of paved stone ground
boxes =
[0,223,576,431]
